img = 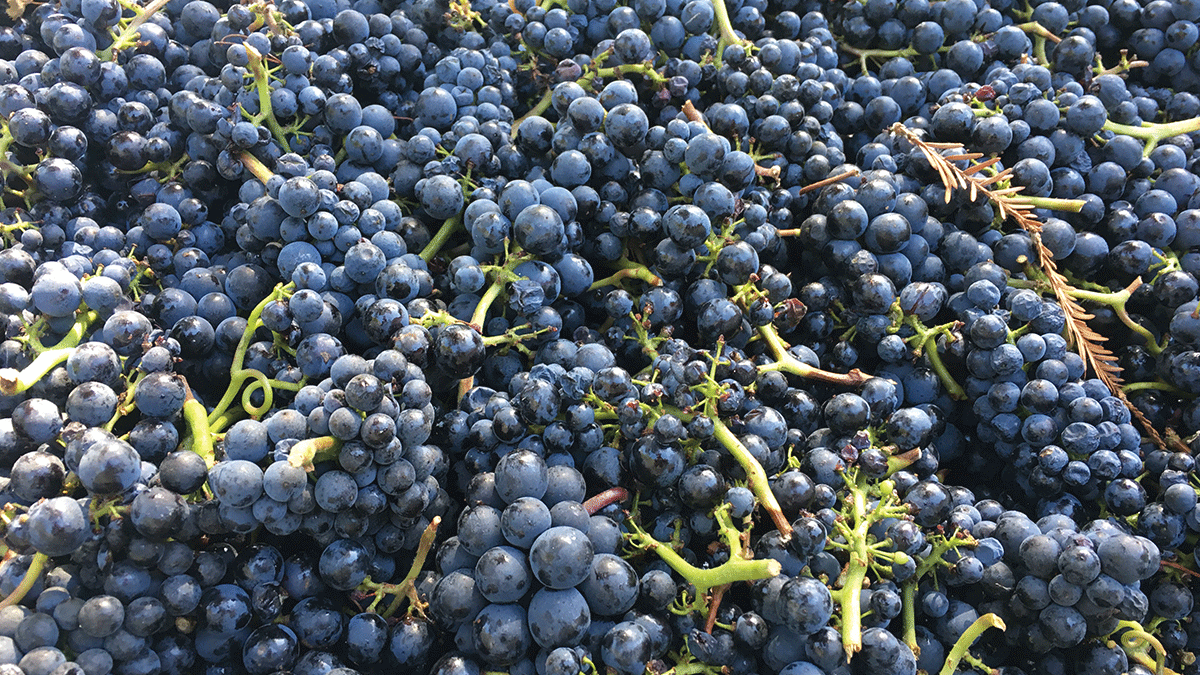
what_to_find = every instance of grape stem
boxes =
[1015,21,1062,67]
[205,283,302,426]
[830,473,911,660]
[709,416,793,537]
[0,309,98,395]
[96,0,172,61]
[646,396,794,537]
[938,613,1006,675]
[589,257,664,291]
[420,214,463,263]
[376,516,441,619]
[183,384,216,467]
[710,0,752,61]
[902,579,919,656]
[625,509,780,615]
[887,303,968,400]
[238,152,275,184]
[755,323,871,387]
[240,44,292,152]
[1103,115,1200,157]
[0,552,47,609]
[287,436,343,472]
[1008,276,1163,355]
[839,44,920,76]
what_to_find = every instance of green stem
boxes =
[420,214,463,263]
[1122,380,1194,397]
[379,516,441,619]
[0,553,47,609]
[1020,196,1087,213]
[711,0,751,55]
[591,62,670,85]
[183,388,215,467]
[1104,116,1200,156]
[242,46,291,152]
[96,0,172,61]
[834,472,871,660]
[239,151,275,184]
[287,436,342,472]
[0,303,96,389]
[626,523,780,599]
[938,614,1006,675]
[0,347,74,395]
[470,276,506,331]
[711,416,793,538]
[902,580,918,655]
[510,90,553,140]
[920,332,967,400]
[839,45,920,75]
[589,260,664,290]
[757,324,871,387]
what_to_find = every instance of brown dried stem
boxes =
[887,123,1166,451]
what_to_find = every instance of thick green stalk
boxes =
[589,259,664,290]
[1105,116,1200,156]
[420,214,463,263]
[0,348,72,395]
[96,0,172,61]
[510,90,554,140]
[470,277,506,331]
[711,417,793,538]
[1021,195,1087,212]
[242,45,291,152]
[711,0,751,55]
[626,523,780,597]
[287,436,342,472]
[756,324,870,386]
[379,516,441,619]
[835,473,871,659]
[902,580,919,655]
[938,614,1006,675]
[0,553,47,609]
[183,390,215,467]
[917,332,967,400]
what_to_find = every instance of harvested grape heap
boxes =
[3,0,1200,673]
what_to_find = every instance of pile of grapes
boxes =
[4,0,1200,672]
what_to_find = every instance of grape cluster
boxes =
[3,0,1200,674]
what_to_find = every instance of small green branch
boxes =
[1020,196,1086,213]
[242,45,292,152]
[1104,115,1200,157]
[708,413,792,538]
[0,347,72,395]
[938,613,1006,675]
[510,90,553,140]
[370,516,441,619]
[0,553,47,609]
[839,44,920,75]
[625,518,780,613]
[420,214,462,263]
[183,386,215,467]
[589,258,664,290]
[1122,380,1195,397]
[902,580,918,655]
[710,0,753,60]
[239,152,275,184]
[287,436,342,472]
[97,0,172,61]
[756,324,871,387]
